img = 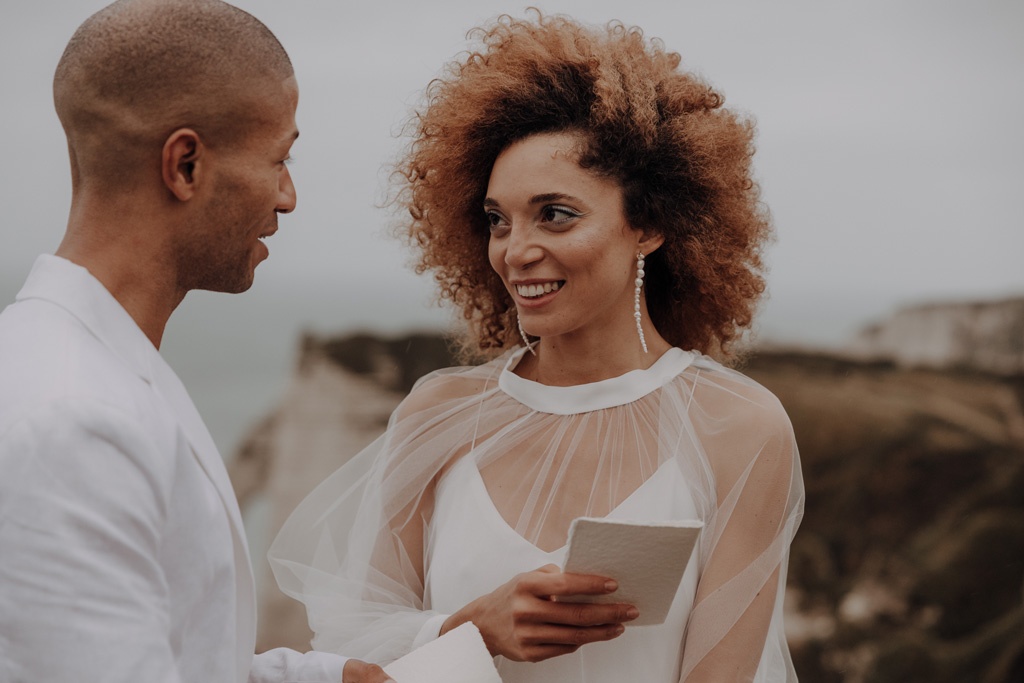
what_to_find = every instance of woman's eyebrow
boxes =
[529,192,580,204]
[484,192,583,209]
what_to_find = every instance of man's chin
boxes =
[193,268,256,295]
[225,278,255,294]
[226,271,257,294]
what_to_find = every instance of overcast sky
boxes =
[3,1,1022,347]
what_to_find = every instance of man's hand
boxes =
[342,659,395,683]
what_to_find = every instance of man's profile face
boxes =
[179,75,300,294]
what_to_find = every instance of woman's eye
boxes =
[541,205,579,223]
[485,211,509,233]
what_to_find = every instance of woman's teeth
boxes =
[516,282,561,298]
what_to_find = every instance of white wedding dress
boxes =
[429,446,700,681]
[270,347,804,682]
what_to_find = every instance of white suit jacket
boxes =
[0,255,346,683]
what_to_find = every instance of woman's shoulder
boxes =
[674,353,799,486]
[394,353,508,419]
[677,352,793,435]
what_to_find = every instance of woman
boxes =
[271,12,804,682]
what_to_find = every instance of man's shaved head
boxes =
[54,0,294,190]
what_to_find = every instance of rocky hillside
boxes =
[744,352,1024,682]
[230,333,1024,682]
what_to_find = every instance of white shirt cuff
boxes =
[250,648,348,683]
[301,650,349,681]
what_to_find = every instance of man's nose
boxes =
[277,166,297,214]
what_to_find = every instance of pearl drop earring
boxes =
[634,251,648,354]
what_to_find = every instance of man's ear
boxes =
[162,129,204,201]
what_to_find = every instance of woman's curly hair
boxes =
[393,10,771,359]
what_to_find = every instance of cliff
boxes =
[230,331,1024,682]
[229,332,457,653]
[848,297,1024,376]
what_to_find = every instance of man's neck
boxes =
[57,221,183,350]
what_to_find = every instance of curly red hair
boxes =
[393,11,771,358]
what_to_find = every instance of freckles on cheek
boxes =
[577,240,607,267]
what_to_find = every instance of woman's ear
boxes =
[638,230,665,256]
[162,129,204,201]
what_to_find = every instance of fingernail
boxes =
[614,624,625,635]
[605,580,618,592]
[626,607,639,619]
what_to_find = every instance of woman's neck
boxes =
[515,323,671,386]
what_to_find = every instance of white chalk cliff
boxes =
[847,297,1024,375]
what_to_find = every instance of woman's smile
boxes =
[514,280,564,301]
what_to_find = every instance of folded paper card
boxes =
[383,621,502,683]
[560,516,703,626]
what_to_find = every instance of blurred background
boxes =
[2,1,1022,680]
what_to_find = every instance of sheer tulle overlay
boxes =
[269,347,804,682]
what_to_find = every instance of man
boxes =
[0,1,391,682]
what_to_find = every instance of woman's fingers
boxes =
[507,622,627,663]
[522,567,620,597]
[535,598,639,627]
[444,565,638,662]
[519,567,639,626]
[521,622,627,647]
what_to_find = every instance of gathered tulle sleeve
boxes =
[676,360,804,682]
[269,351,804,680]
[267,364,502,664]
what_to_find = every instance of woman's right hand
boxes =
[440,564,638,662]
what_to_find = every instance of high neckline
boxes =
[498,346,694,415]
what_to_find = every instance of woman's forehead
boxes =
[488,132,616,197]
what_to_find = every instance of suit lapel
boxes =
[149,355,257,677]
[18,255,257,675]
[149,355,250,548]
[19,255,251,548]
[19,256,252,553]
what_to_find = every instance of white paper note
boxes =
[561,517,703,626]
[383,621,502,683]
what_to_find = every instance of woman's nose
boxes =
[503,224,542,268]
